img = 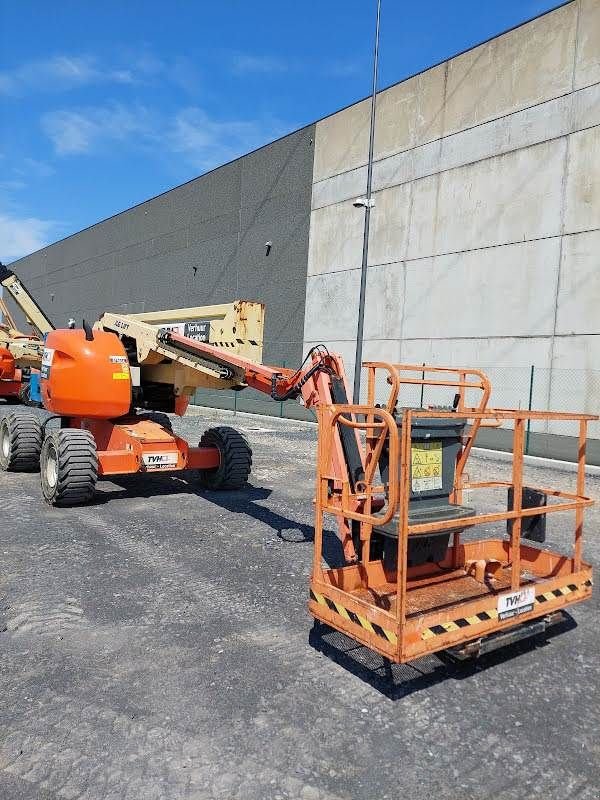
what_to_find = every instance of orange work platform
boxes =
[309,363,595,663]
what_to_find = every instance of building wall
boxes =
[11,126,316,416]
[305,0,600,442]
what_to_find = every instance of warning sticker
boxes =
[41,348,55,366]
[41,347,55,379]
[411,440,442,493]
[110,356,129,379]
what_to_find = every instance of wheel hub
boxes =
[45,446,58,489]
[1,426,9,459]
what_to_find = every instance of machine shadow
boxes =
[309,613,578,700]
[91,472,204,503]
[93,476,345,567]
[195,483,346,568]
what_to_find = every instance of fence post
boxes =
[420,362,425,407]
[525,364,535,454]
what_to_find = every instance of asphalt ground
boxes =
[0,404,599,800]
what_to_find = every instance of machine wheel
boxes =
[18,383,30,405]
[140,412,173,432]
[0,412,42,471]
[197,426,252,490]
[40,429,98,506]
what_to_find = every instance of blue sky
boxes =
[0,0,564,262]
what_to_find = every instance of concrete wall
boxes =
[11,126,316,417]
[305,0,600,439]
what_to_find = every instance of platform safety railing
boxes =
[312,363,597,661]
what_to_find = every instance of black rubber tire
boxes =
[0,412,42,471]
[139,412,173,432]
[18,382,30,405]
[197,426,252,490]
[40,429,98,507]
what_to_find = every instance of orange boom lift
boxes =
[0,275,595,663]
[0,263,53,404]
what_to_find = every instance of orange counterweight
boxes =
[41,329,131,419]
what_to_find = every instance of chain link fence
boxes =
[191,344,600,461]
[367,363,600,439]
[367,362,600,462]
[194,361,316,423]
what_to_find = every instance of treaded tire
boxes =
[18,383,30,405]
[138,412,173,432]
[40,429,98,507]
[0,412,42,472]
[197,426,252,490]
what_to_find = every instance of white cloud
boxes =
[41,103,156,155]
[17,158,56,178]
[0,53,160,96]
[326,59,362,78]
[0,159,57,260]
[41,102,290,171]
[0,180,26,192]
[0,158,55,200]
[168,57,202,94]
[167,108,290,171]
[230,53,289,75]
[0,213,57,262]
[229,52,361,79]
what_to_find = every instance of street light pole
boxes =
[352,0,382,404]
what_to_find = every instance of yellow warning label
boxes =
[112,372,130,380]
[411,440,442,492]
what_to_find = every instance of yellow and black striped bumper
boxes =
[310,579,592,647]
[421,579,593,641]
[310,589,397,645]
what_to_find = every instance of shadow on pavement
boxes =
[92,477,346,568]
[309,613,578,700]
